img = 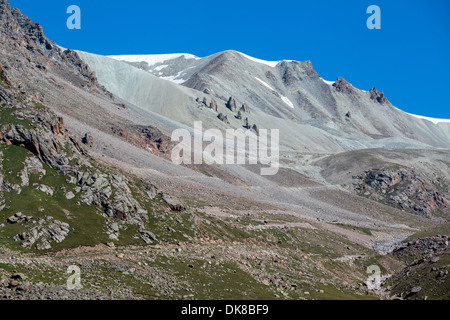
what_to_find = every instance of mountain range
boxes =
[0,0,448,300]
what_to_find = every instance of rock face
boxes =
[333,77,357,95]
[226,97,237,112]
[355,168,448,217]
[0,1,112,97]
[281,67,297,86]
[369,87,389,105]
[76,170,148,223]
[1,111,81,171]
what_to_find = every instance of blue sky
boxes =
[9,0,450,118]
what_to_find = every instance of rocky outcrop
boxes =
[333,77,357,95]
[209,98,218,112]
[345,111,351,119]
[244,118,250,129]
[240,103,249,113]
[60,49,114,98]
[140,230,158,244]
[76,170,148,223]
[6,212,32,224]
[226,97,237,112]
[282,68,297,86]
[1,117,73,171]
[111,126,173,159]
[217,113,230,124]
[0,101,151,227]
[203,88,214,95]
[50,116,64,137]
[0,0,113,97]
[369,87,389,105]
[0,65,10,86]
[0,62,186,251]
[18,156,46,186]
[355,168,448,217]
[82,132,94,148]
[251,124,260,136]
[13,217,70,250]
[393,236,450,257]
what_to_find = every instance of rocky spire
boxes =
[210,98,218,112]
[240,103,249,113]
[251,124,259,136]
[226,97,237,112]
[369,87,389,105]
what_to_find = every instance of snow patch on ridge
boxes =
[406,113,450,125]
[321,78,335,86]
[281,96,295,109]
[255,77,275,90]
[254,77,294,108]
[160,71,186,84]
[154,65,168,71]
[238,52,284,68]
[108,53,200,67]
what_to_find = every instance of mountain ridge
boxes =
[108,50,450,120]
[77,49,450,152]
[0,0,448,300]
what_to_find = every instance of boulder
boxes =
[160,193,184,211]
[82,132,94,147]
[65,191,75,200]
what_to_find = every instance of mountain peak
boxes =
[332,77,357,94]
